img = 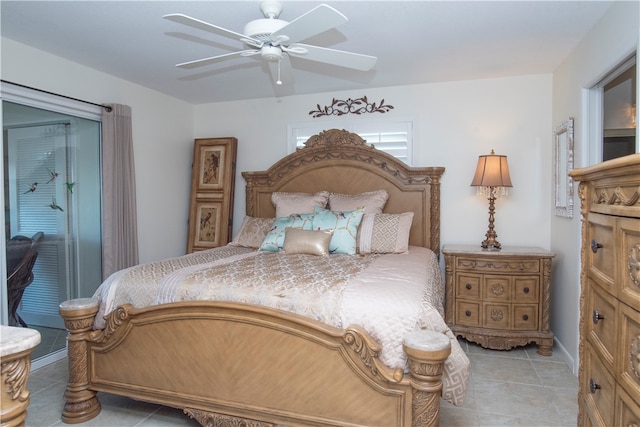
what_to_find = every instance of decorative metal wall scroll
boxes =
[309,96,394,118]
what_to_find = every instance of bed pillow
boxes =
[312,206,365,255]
[282,228,333,256]
[328,190,388,214]
[258,213,315,252]
[229,216,274,248]
[271,191,329,218]
[358,212,414,254]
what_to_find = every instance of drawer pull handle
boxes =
[466,283,472,290]
[465,310,472,317]
[589,378,601,394]
[523,287,530,294]
[591,239,603,253]
[522,314,529,321]
[592,310,604,324]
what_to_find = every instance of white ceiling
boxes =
[1,1,614,105]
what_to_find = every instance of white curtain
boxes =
[101,104,139,279]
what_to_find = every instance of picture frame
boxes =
[554,118,574,218]
[187,137,237,253]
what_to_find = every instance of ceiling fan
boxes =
[163,1,377,86]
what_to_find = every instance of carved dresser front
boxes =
[569,153,640,427]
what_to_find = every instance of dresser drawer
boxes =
[456,257,540,274]
[585,278,617,369]
[583,343,615,427]
[455,300,480,326]
[456,273,481,298]
[618,302,640,399]
[587,213,615,291]
[620,217,640,312]
[615,385,640,427]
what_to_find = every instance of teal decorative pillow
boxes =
[312,207,365,255]
[259,213,314,252]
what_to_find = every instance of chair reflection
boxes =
[6,231,44,327]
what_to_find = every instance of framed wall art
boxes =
[187,137,237,253]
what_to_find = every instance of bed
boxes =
[58,129,469,427]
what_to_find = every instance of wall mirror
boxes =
[554,117,574,218]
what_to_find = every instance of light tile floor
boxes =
[25,339,578,426]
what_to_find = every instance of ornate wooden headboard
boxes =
[241,129,445,254]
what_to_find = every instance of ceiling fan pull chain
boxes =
[277,59,282,85]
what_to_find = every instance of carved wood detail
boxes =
[1,358,29,401]
[184,408,273,427]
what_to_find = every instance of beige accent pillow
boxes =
[328,190,389,214]
[229,216,274,249]
[358,212,414,254]
[282,228,333,256]
[271,191,329,218]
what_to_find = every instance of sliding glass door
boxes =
[3,100,102,360]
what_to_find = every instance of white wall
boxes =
[195,75,553,254]
[551,0,639,374]
[1,38,195,264]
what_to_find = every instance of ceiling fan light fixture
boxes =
[261,45,283,62]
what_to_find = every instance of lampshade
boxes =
[470,150,513,188]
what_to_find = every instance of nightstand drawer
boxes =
[514,277,538,302]
[483,303,509,329]
[513,305,538,330]
[483,276,510,301]
[456,257,540,274]
[455,301,480,326]
[456,274,481,298]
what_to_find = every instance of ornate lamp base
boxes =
[480,190,502,250]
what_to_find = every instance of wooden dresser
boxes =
[442,245,554,356]
[569,153,640,427]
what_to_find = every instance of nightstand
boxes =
[442,245,555,355]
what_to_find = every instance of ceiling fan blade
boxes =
[164,13,261,46]
[288,44,377,71]
[176,50,260,69]
[270,4,347,45]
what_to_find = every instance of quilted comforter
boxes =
[92,245,470,406]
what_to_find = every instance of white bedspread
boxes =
[92,245,469,406]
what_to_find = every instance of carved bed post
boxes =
[403,330,451,427]
[58,298,101,424]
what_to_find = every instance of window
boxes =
[589,55,637,163]
[288,119,414,165]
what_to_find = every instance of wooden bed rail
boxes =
[59,298,451,427]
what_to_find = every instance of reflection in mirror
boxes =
[554,118,574,218]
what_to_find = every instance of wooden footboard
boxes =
[59,298,451,427]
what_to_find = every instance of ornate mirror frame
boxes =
[554,117,574,218]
